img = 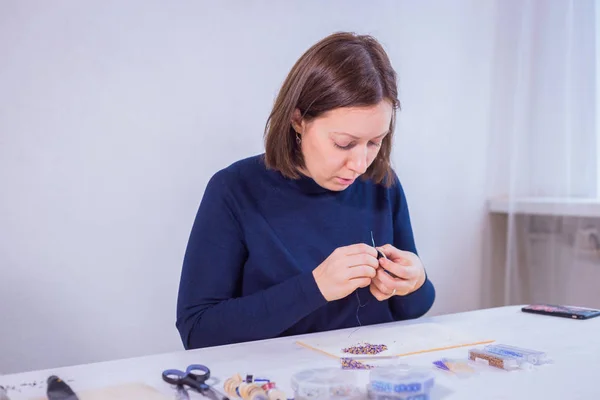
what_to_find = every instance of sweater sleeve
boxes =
[387,173,436,320]
[176,169,327,349]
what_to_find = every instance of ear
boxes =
[291,108,304,133]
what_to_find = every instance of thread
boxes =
[348,290,368,338]
[355,290,368,326]
[349,231,375,338]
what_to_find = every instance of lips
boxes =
[336,177,355,185]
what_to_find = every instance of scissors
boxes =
[162,364,229,400]
[0,385,11,400]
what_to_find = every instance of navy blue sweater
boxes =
[176,154,435,349]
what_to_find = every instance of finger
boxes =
[379,244,414,265]
[376,266,411,288]
[345,253,379,269]
[371,274,393,295]
[379,258,416,280]
[369,282,390,301]
[351,277,371,289]
[393,280,415,296]
[340,243,378,257]
[347,264,377,280]
[376,268,414,295]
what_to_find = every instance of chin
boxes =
[326,180,353,191]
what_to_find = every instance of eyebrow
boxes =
[330,131,389,140]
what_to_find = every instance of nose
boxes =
[346,146,369,174]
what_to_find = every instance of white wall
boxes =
[0,0,496,374]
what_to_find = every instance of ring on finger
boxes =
[391,288,397,296]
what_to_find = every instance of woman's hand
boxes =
[369,244,426,301]
[313,244,379,301]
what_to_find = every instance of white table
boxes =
[1,305,599,399]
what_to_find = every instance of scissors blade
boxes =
[1,386,10,400]
[175,386,190,400]
[202,387,229,400]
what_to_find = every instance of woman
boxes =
[176,32,435,349]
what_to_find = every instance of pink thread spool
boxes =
[261,382,286,400]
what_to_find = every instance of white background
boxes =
[0,0,539,374]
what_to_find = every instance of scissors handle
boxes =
[162,369,187,385]
[162,364,211,386]
[186,364,210,380]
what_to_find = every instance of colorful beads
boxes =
[342,342,388,355]
[340,358,375,370]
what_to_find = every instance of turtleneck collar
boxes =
[289,172,333,195]
[260,155,349,195]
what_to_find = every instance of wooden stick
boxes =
[390,339,496,358]
[295,339,496,360]
[295,341,341,360]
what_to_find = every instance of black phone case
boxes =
[522,304,600,320]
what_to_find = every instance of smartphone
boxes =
[522,304,600,320]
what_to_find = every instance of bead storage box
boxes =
[482,344,550,366]
[290,368,365,400]
[467,343,551,371]
[468,348,521,371]
[367,365,435,400]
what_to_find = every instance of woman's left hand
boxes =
[369,244,426,301]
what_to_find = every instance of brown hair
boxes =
[263,31,400,187]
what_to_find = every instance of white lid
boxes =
[368,364,434,395]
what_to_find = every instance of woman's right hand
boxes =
[312,243,379,301]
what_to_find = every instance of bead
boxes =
[342,342,388,355]
[340,357,375,370]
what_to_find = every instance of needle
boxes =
[370,231,399,278]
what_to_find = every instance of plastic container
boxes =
[367,364,435,400]
[483,344,549,366]
[468,348,521,370]
[290,368,364,400]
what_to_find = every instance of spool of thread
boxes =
[224,374,243,398]
[238,383,268,400]
[246,375,269,385]
[224,374,268,400]
[260,382,286,400]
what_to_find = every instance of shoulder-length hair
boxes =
[264,32,400,187]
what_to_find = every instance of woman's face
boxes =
[293,100,392,191]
